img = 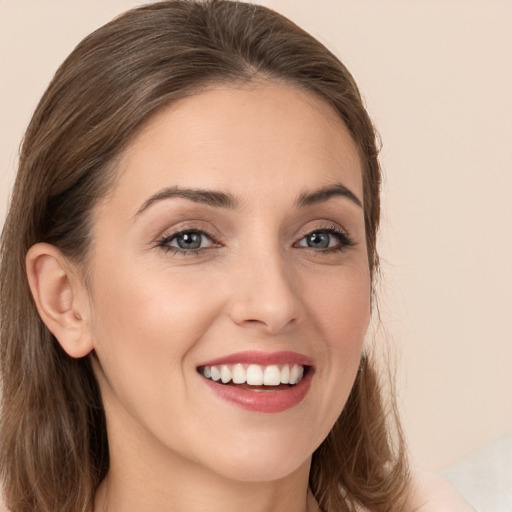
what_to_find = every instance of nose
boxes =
[228,247,302,334]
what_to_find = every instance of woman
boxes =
[0,1,473,511]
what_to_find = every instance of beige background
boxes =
[1,0,511,471]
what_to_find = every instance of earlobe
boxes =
[26,243,94,358]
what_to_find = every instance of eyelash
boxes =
[156,224,355,256]
[156,228,217,255]
[296,224,355,252]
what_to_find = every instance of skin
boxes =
[405,471,476,512]
[87,81,370,511]
[24,81,473,511]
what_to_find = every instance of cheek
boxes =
[302,264,371,427]
[86,261,234,460]
[305,262,371,350]
[87,260,224,406]
[90,260,223,347]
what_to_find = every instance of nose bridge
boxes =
[228,235,301,333]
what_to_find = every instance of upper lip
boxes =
[197,350,314,368]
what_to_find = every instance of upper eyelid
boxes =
[161,227,213,238]
[297,222,351,238]
[156,221,219,240]
[156,220,352,239]
[155,225,353,253]
[158,228,218,245]
[302,223,345,233]
[297,227,354,244]
[157,223,348,238]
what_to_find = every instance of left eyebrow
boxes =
[296,183,362,208]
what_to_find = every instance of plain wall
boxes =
[1,0,511,471]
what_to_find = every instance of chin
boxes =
[191,424,322,484]
[209,452,311,483]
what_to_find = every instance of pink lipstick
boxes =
[197,351,314,413]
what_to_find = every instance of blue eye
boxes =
[297,228,353,250]
[158,230,215,253]
[173,232,205,250]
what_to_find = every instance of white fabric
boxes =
[441,432,512,512]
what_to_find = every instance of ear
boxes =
[26,243,94,358]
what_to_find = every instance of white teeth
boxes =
[210,365,221,382]
[220,365,231,384]
[263,365,281,386]
[246,364,264,385]
[232,363,246,384]
[200,363,306,386]
[280,364,290,384]
[289,364,303,385]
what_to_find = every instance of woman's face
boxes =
[85,82,371,482]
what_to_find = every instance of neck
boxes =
[93,406,319,512]
[95,472,318,512]
[94,456,316,512]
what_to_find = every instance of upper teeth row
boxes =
[202,364,305,386]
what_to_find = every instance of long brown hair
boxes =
[0,1,409,510]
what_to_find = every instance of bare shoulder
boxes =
[404,470,476,512]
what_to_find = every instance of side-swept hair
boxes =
[0,2,409,510]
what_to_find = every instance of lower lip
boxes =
[201,369,314,413]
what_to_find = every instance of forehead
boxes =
[107,81,363,214]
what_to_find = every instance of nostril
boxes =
[227,272,301,333]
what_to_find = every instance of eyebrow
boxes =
[296,183,362,208]
[135,186,239,216]
[135,181,362,217]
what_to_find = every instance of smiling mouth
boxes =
[197,363,308,388]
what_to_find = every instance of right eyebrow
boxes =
[135,186,239,217]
